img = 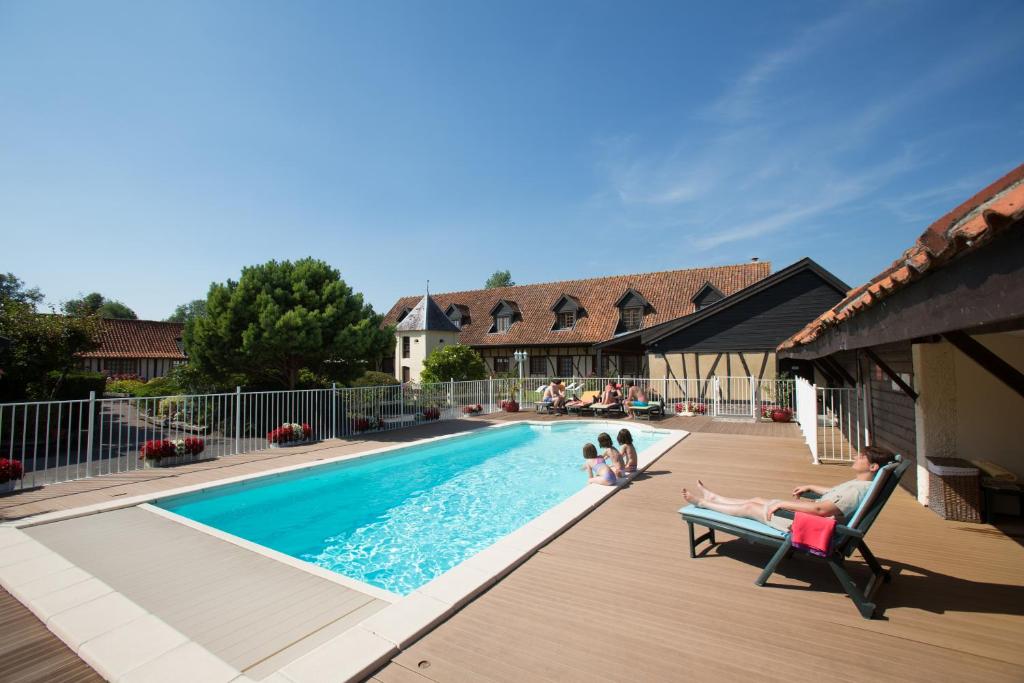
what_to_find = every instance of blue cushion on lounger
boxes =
[678,505,787,539]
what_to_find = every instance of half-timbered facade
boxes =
[383,259,843,383]
[77,319,186,379]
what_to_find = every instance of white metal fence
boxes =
[816,386,866,463]
[0,375,801,492]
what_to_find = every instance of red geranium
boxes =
[183,437,205,455]
[301,423,312,439]
[140,439,175,460]
[353,418,370,432]
[0,458,24,483]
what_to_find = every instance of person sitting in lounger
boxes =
[681,446,896,531]
[542,379,566,409]
[600,381,620,406]
[582,443,616,486]
[625,385,648,419]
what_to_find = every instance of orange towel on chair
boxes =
[791,512,836,557]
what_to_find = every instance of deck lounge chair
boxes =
[630,400,664,420]
[566,390,601,416]
[678,455,909,619]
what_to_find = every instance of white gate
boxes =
[712,376,755,418]
[816,386,866,462]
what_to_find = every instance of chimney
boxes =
[751,257,759,262]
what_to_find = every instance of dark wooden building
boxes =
[597,258,848,385]
[778,164,1024,504]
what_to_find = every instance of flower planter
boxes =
[770,409,792,423]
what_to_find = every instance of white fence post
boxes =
[795,377,819,464]
[331,383,337,439]
[85,390,96,477]
[234,386,241,455]
[488,378,493,413]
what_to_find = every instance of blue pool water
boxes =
[156,422,666,595]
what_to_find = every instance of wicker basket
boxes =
[927,457,981,523]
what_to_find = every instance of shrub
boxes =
[421,406,441,420]
[351,371,400,388]
[420,345,487,383]
[106,373,143,382]
[0,458,23,483]
[28,371,107,400]
[107,379,146,395]
[134,376,181,398]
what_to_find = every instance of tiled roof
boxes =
[382,262,770,347]
[779,164,1024,353]
[396,295,461,333]
[78,319,186,359]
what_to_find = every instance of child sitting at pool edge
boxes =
[617,429,637,474]
[583,443,617,486]
[597,432,624,477]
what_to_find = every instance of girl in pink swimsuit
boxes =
[582,443,616,486]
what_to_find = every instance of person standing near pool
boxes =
[583,443,617,486]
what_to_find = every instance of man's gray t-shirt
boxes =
[820,479,872,521]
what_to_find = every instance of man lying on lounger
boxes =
[681,446,896,531]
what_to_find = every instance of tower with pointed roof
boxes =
[394,293,461,382]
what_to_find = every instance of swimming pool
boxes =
[156,422,669,595]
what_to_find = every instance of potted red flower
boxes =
[770,407,794,423]
[0,458,24,494]
[422,406,441,420]
[462,404,483,415]
[500,399,519,413]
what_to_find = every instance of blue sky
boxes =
[2,0,1022,320]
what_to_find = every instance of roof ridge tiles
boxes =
[396,261,770,301]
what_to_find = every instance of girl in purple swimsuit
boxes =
[583,443,617,486]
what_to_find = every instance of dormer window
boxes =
[614,288,651,334]
[396,307,411,323]
[692,282,725,311]
[621,307,643,331]
[489,300,520,334]
[445,304,470,330]
[550,294,584,331]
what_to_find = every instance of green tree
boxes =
[0,299,101,400]
[63,292,137,319]
[185,258,392,389]
[165,299,207,323]
[484,270,515,289]
[0,273,44,307]
[420,344,488,383]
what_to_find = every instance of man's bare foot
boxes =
[681,488,703,507]
[697,479,719,502]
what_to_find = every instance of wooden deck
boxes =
[369,430,1024,682]
[3,414,1021,682]
[0,587,103,683]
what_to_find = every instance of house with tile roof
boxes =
[383,258,846,385]
[77,319,186,379]
[778,163,1024,508]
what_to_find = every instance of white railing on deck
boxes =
[816,386,864,463]
[0,374,808,491]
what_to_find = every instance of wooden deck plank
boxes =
[0,587,103,683]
